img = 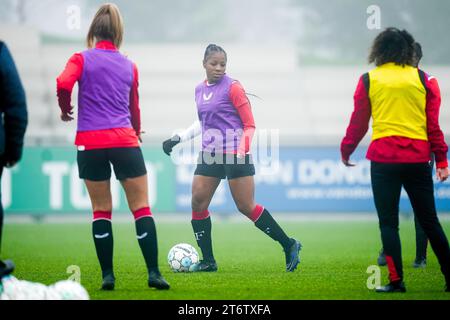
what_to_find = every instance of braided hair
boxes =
[203,44,261,100]
[203,44,227,62]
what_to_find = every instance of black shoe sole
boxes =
[101,274,115,291]
[375,288,406,293]
[197,267,218,272]
[192,261,218,272]
[148,281,170,290]
[101,283,115,290]
[412,261,426,268]
[375,285,406,293]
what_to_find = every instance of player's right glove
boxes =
[162,135,181,156]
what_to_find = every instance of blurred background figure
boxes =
[0,40,27,275]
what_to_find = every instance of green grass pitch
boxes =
[3,218,450,300]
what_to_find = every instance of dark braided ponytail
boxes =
[203,44,227,62]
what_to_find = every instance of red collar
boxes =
[95,40,117,51]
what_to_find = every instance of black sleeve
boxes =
[362,72,370,94]
[0,42,28,163]
[417,69,427,90]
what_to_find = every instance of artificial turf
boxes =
[2,218,450,300]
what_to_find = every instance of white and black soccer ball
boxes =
[167,243,199,272]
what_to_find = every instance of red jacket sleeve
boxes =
[424,73,448,168]
[56,53,83,113]
[230,81,256,154]
[129,63,141,135]
[340,75,372,161]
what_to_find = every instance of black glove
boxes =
[162,135,181,156]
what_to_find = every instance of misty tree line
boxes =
[88,0,450,64]
[293,0,450,64]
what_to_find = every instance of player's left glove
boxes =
[162,135,181,156]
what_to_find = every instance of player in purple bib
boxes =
[195,73,245,153]
[163,44,302,272]
[56,3,169,291]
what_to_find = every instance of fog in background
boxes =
[0,0,449,146]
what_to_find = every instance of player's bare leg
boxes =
[85,180,113,212]
[191,175,221,213]
[121,174,149,212]
[121,175,169,289]
[227,175,256,218]
[228,176,302,272]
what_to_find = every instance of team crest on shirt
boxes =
[203,92,213,101]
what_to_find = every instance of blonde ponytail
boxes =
[86,3,124,49]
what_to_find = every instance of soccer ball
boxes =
[167,243,199,272]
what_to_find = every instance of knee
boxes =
[92,204,113,213]
[379,221,399,233]
[90,196,113,213]
[191,192,208,212]
[236,202,254,217]
[128,201,149,213]
[416,215,438,231]
[378,211,398,224]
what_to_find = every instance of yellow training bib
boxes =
[368,63,427,141]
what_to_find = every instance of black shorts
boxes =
[194,152,255,180]
[77,147,147,181]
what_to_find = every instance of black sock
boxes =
[92,220,114,278]
[135,217,159,272]
[191,217,215,262]
[255,209,292,249]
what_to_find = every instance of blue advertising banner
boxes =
[175,147,450,213]
[3,146,449,214]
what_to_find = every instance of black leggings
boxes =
[414,214,428,259]
[371,162,450,282]
[0,165,3,255]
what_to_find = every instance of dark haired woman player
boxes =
[163,44,301,272]
[341,28,450,293]
[377,42,429,269]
